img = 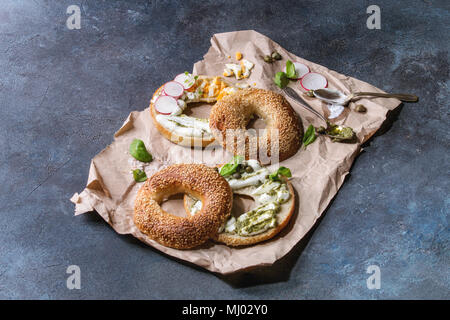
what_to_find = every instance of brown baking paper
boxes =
[70,30,401,274]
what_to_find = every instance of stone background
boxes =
[0,0,448,299]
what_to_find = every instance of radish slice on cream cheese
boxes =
[283,62,310,79]
[300,72,328,91]
[174,73,196,90]
[162,81,185,98]
[154,95,178,115]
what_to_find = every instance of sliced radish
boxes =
[174,73,196,90]
[300,72,328,91]
[154,95,178,115]
[162,81,184,98]
[283,62,310,79]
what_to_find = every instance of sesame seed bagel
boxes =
[209,88,303,162]
[134,164,233,249]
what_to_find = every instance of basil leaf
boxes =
[303,124,315,143]
[220,163,238,176]
[303,131,316,146]
[302,124,317,148]
[286,60,297,79]
[219,156,243,176]
[132,169,147,182]
[274,71,289,89]
[269,166,292,181]
[277,166,292,178]
[129,139,152,162]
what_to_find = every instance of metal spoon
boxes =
[313,88,418,106]
[283,87,356,142]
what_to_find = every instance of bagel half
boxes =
[184,176,295,247]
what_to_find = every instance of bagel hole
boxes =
[160,193,188,218]
[246,114,266,131]
[184,102,212,119]
[185,194,255,219]
[231,194,256,218]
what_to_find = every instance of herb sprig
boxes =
[302,124,317,148]
[274,72,289,89]
[285,60,297,79]
[129,139,152,162]
[269,166,292,181]
[132,169,147,182]
[219,156,243,177]
[273,60,297,88]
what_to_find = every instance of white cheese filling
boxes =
[226,168,269,190]
[155,114,212,138]
[190,160,292,237]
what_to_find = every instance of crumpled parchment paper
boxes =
[70,30,401,274]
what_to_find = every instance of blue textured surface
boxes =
[0,0,448,299]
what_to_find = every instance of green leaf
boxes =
[274,71,289,88]
[277,166,292,178]
[129,139,152,162]
[132,169,147,182]
[302,124,317,148]
[219,156,243,176]
[302,124,315,143]
[285,60,297,79]
[269,166,292,181]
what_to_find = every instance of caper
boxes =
[355,104,367,113]
[271,51,282,60]
[232,172,241,179]
[245,166,253,173]
[263,55,273,63]
[316,126,326,134]
[306,90,315,97]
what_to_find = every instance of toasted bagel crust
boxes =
[134,164,233,249]
[209,88,302,162]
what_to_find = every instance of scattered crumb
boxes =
[235,52,242,61]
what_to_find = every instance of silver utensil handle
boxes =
[283,87,328,124]
[354,92,419,102]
